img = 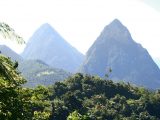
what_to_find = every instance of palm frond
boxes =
[0,22,25,44]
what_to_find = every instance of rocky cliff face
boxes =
[80,19,160,89]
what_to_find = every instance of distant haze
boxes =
[0,0,160,59]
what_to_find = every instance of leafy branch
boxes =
[0,22,25,44]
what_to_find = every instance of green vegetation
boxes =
[1,55,160,119]
[48,73,160,120]
[18,60,71,87]
[0,55,52,119]
[0,22,25,44]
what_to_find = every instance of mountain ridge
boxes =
[0,45,22,62]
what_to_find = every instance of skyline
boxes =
[0,0,160,59]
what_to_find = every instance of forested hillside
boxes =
[0,55,53,119]
[1,55,160,120]
[47,73,160,120]
[18,60,71,87]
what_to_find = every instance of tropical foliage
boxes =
[1,55,160,119]
[0,22,25,44]
[48,73,160,120]
[0,55,52,120]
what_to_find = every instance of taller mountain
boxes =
[80,19,160,89]
[22,23,84,72]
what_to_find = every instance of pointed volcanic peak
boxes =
[0,45,22,62]
[103,19,130,36]
[22,23,84,73]
[80,19,160,89]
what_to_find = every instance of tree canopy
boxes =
[0,55,52,120]
[0,56,160,119]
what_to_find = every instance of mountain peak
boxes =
[22,24,84,72]
[107,19,126,31]
[40,23,54,31]
[99,19,132,42]
[110,19,123,26]
[42,23,52,27]
[80,19,160,89]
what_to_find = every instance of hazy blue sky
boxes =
[0,0,160,59]
[142,0,160,12]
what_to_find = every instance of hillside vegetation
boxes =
[18,60,71,87]
[48,73,160,120]
[0,55,52,119]
[0,55,160,120]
